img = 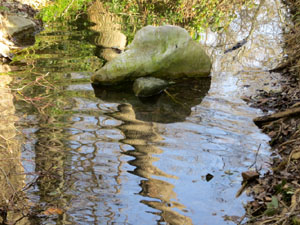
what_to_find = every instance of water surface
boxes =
[2,0,289,224]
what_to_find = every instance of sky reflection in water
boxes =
[6,0,289,224]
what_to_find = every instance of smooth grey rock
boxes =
[133,77,170,97]
[92,25,211,84]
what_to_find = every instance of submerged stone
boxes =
[91,25,211,84]
[133,77,170,97]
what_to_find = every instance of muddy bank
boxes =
[243,0,300,224]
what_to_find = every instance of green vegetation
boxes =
[38,0,93,22]
[38,0,254,33]
[103,0,254,34]
[0,6,9,12]
[97,0,255,43]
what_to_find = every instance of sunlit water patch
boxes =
[1,0,289,224]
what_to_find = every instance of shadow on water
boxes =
[92,77,211,123]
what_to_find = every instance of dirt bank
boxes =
[243,0,300,224]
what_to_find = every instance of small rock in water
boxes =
[205,173,214,182]
[133,77,170,97]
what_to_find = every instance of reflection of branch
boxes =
[0,167,17,197]
[12,72,53,91]
[248,144,261,170]
[238,0,266,52]
[0,134,13,141]
[231,0,266,64]
[0,167,29,222]
[164,90,189,109]
[62,0,75,17]
[11,71,58,114]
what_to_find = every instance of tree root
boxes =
[254,107,300,127]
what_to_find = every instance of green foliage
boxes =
[0,6,9,12]
[274,180,294,202]
[292,216,300,225]
[103,0,254,34]
[37,0,254,41]
[38,0,93,22]
[264,196,279,216]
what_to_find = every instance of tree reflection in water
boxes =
[111,103,193,225]
[0,75,29,224]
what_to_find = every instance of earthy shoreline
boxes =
[243,0,300,224]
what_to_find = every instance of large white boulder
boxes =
[92,25,211,84]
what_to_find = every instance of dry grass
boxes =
[285,0,300,85]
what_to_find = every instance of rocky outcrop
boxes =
[91,25,211,85]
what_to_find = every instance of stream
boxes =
[1,0,289,224]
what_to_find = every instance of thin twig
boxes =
[164,89,188,109]
[279,138,300,149]
[237,213,246,224]
[62,0,75,17]
[249,144,261,169]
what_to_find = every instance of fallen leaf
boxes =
[242,171,259,182]
[43,207,64,216]
[264,196,272,202]
[223,215,240,222]
[224,170,233,175]
[268,131,277,138]
[292,152,300,160]
[264,196,279,216]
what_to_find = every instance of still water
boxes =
[2,0,288,224]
